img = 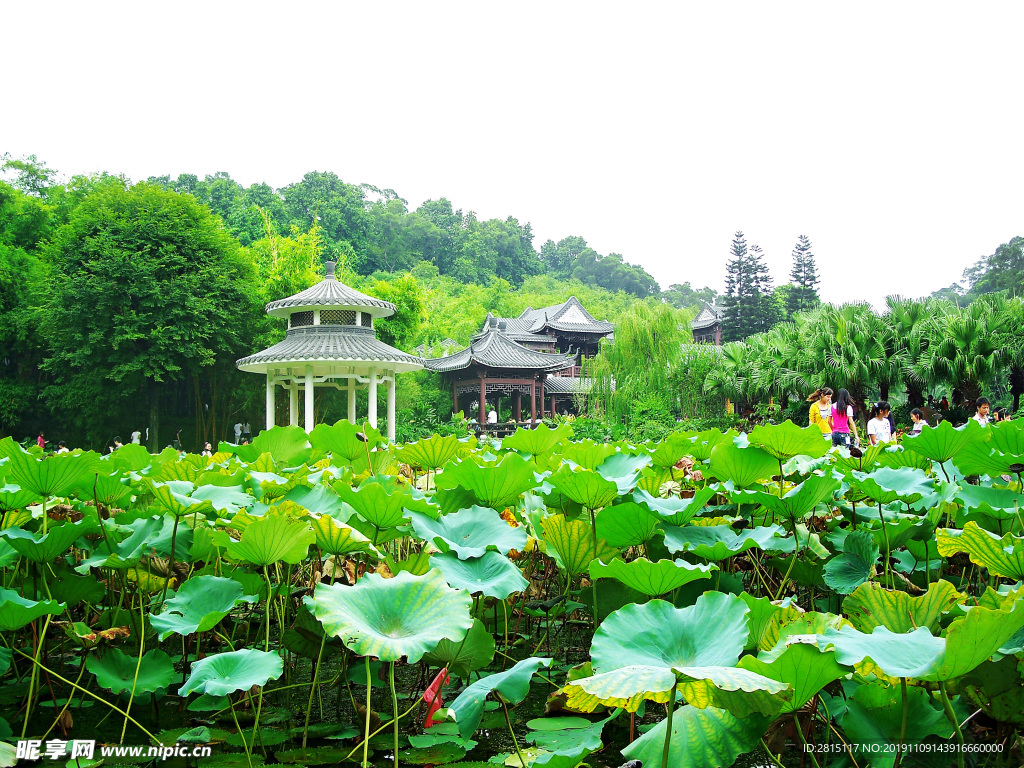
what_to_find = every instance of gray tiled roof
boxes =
[484,297,613,336]
[424,329,576,373]
[543,377,594,394]
[237,326,423,371]
[265,262,396,318]
[692,304,722,330]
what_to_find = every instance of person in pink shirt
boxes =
[36,431,45,450]
[830,389,861,448]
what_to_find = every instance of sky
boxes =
[5,2,1023,307]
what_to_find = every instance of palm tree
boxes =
[927,297,1008,405]
[1002,296,1024,413]
[883,296,933,407]
[802,303,885,415]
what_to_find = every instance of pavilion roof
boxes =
[484,296,613,337]
[264,261,396,319]
[237,326,423,374]
[543,377,595,394]
[424,329,576,374]
[692,304,722,330]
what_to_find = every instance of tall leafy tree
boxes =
[785,235,820,316]
[963,236,1024,299]
[280,171,370,267]
[928,296,1008,404]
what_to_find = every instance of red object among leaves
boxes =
[422,669,450,728]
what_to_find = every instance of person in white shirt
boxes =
[234,422,243,442]
[971,397,990,426]
[486,408,498,424]
[909,408,926,436]
[867,401,893,445]
[241,422,251,440]
[130,430,141,444]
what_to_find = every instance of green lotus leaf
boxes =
[225,425,312,466]
[842,580,961,634]
[220,511,313,566]
[88,648,177,694]
[179,649,284,696]
[833,442,886,473]
[555,439,618,470]
[987,418,1024,457]
[541,514,620,582]
[75,469,134,507]
[525,716,594,731]
[748,421,830,462]
[408,506,526,559]
[108,443,154,472]
[818,601,1024,681]
[954,484,1024,517]
[435,453,540,511]
[280,481,351,520]
[150,576,258,640]
[621,705,769,768]
[1,519,98,563]
[431,551,528,599]
[0,588,65,631]
[396,433,470,471]
[44,568,105,607]
[752,470,840,523]
[708,440,778,489]
[0,486,40,512]
[961,656,1024,727]
[77,513,192,573]
[660,523,789,560]
[149,481,217,518]
[758,612,849,658]
[422,618,495,678]
[902,418,987,464]
[874,447,932,471]
[5,446,101,499]
[737,643,845,715]
[447,656,553,739]
[309,514,379,557]
[596,451,651,491]
[594,502,660,548]
[336,476,435,536]
[190,484,254,515]
[822,530,879,595]
[849,467,935,508]
[305,569,472,662]
[682,428,736,463]
[634,487,716,526]
[844,681,957,760]
[648,431,699,468]
[740,593,802,652]
[501,423,574,456]
[525,714,611,768]
[308,419,386,462]
[589,557,716,597]
[548,465,619,511]
[565,594,787,714]
[936,521,1024,579]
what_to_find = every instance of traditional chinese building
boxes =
[692,303,723,345]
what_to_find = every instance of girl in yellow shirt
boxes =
[807,387,834,439]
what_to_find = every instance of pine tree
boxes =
[721,232,748,343]
[721,232,777,341]
[786,235,820,317]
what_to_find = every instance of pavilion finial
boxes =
[324,261,337,279]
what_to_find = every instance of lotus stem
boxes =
[120,585,147,743]
[302,633,328,748]
[342,695,422,763]
[390,661,399,768]
[21,614,53,739]
[362,656,372,768]
[589,507,599,623]
[661,683,677,768]
[158,512,181,611]
[40,650,90,741]
[878,502,891,583]
[502,700,527,768]
[939,682,965,768]
[229,698,253,768]
[894,677,908,768]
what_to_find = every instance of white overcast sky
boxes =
[5,2,1023,307]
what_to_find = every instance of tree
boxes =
[41,182,259,449]
[1,153,57,198]
[720,232,776,341]
[570,251,659,297]
[280,172,371,267]
[540,236,588,278]
[928,297,1008,405]
[367,273,426,350]
[964,236,1024,299]
[786,235,820,316]
[660,282,718,312]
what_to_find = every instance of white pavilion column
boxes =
[265,374,276,430]
[347,377,357,422]
[368,366,378,429]
[304,365,315,433]
[289,380,298,426]
[386,374,396,442]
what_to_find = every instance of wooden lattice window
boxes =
[360,312,373,327]
[290,311,314,328]
[321,309,356,325]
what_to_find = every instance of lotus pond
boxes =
[1,418,1023,768]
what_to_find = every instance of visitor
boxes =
[992,407,1010,423]
[234,422,243,443]
[241,421,251,441]
[487,407,498,425]
[36,431,45,450]
[972,397,990,426]
[56,440,69,454]
[109,436,123,453]
[830,389,859,448]
[131,429,141,444]
[939,395,949,410]
[867,401,893,445]
[173,429,183,451]
[201,441,213,457]
[909,408,927,436]
[927,394,935,408]
[806,387,833,440]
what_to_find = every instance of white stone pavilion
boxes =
[236,262,423,440]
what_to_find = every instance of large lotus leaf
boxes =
[753,470,840,522]
[220,511,313,566]
[431,551,528,599]
[740,593,802,652]
[190,484,253,516]
[0,588,64,631]
[108,443,153,472]
[648,431,699,468]
[661,523,789,560]
[275,482,350,521]
[819,602,1024,681]
[596,451,651,491]
[435,453,539,511]
[589,557,716,597]
[0,486,40,511]
[565,594,786,713]
[541,514,620,581]
[75,470,134,507]
[226,425,312,466]
[842,681,956,760]
[148,481,217,518]
[952,440,1021,479]
[849,467,935,508]
[396,433,468,470]
[1,518,98,563]
[961,656,1024,727]
[408,506,526,559]
[555,439,617,470]
[525,715,606,761]
[6,448,101,499]
[874,447,933,471]
[548,465,619,511]
[307,419,386,462]
[594,502,659,548]
[954,484,1024,516]
[822,530,879,595]
[634,487,716,526]
[679,428,735,462]
[748,421,830,461]
[336,476,434,533]
[309,514,379,557]
[902,418,987,464]
[621,705,768,768]
[708,441,778,488]
[737,643,845,715]
[422,618,495,678]
[88,648,177,694]
[150,576,258,640]
[447,657,553,739]
[305,569,472,662]
[76,515,192,572]
[988,418,1024,457]
[501,423,573,456]
[936,521,1024,579]
[44,568,105,606]
[179,649,284,696]
[842,580,961,634]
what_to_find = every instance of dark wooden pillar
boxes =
[551,395,557,417]
[530,380,537,423]
[539,381,546,419]
[479,377,487,427]
[513,390,521,423]
[452,381,458,416]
